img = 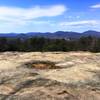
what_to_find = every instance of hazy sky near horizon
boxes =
[0,0,100,33]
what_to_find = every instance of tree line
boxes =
[0,36,100,52]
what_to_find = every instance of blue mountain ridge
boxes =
[0,30,100,39]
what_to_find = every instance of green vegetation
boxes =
[0,36,100,52]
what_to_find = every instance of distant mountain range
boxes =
[0,30,100,39]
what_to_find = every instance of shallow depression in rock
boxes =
[24,61,60,70]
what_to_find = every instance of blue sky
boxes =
[0,0,100,33]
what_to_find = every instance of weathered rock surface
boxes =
[0,52,100,100]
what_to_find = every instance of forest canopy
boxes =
[0,36,100,52]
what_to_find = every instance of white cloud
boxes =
[0,5,66,21]
[60,20,99,26]
[30,20,51,24]
[90,4,100,9]
[0,5,67,27]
